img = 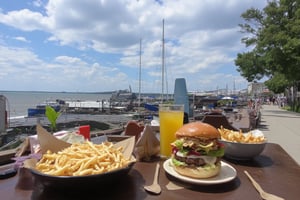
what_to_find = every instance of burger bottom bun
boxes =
[173,162,221,179]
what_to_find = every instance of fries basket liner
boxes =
[24,124,136,188]
[107,135,132,143]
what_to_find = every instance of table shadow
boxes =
[165,173,240,193]
[31,169,146,200]
[223,155,273,168]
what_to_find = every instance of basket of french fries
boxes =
[24,124,136,189]
[217,126,267,160]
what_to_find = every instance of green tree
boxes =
[265,72,290,93]
[235,0,300,108]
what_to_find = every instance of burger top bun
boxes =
[175,121,220,139]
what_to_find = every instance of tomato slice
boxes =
[187,150,201,156]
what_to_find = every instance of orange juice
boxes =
[159,105,184,157]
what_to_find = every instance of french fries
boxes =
[218,126,266,143]
[35,141,130,176]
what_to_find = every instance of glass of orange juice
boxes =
[159,104,184,158]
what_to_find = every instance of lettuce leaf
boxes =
[207,148,224,157]
[171,157,187,167]
[173,139,184,149]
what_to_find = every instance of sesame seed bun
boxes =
[175,121,220,139]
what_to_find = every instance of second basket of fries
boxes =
[217,126,267,160]
[24,124,136,189]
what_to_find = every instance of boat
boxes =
[27,100,64,117]
[110,86,137,102]
[144,103,159,112]
[140,20,167,115]
[109,86,137,113]
[65,99,110,113]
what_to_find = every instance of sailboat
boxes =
[142,19,190,124]
[144,19,166,112]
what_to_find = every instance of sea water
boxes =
[0,91,111,118]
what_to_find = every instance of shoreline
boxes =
[1,113,135,154]
[7,113,135,128]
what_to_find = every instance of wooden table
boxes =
[0,143,299,200]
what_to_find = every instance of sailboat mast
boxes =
[138,38,142,108]
[165,47,168,101]
[161,19,165,103]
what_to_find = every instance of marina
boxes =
[1,90,300,200]
[0,84,277,167]
[0,104,300,200]
[2,81,280,195]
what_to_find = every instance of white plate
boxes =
[163,159,237,185]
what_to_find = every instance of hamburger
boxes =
[171,121,224,179]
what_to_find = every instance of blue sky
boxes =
[0,0,267,93]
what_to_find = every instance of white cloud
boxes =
[13,36,30,43]
[0,45,127,91]
[0,0,268,92]
[32,0,44,8]
[0,9,50,31]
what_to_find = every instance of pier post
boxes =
[0,95,6,132]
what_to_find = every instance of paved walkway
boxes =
[258,104,300,165]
